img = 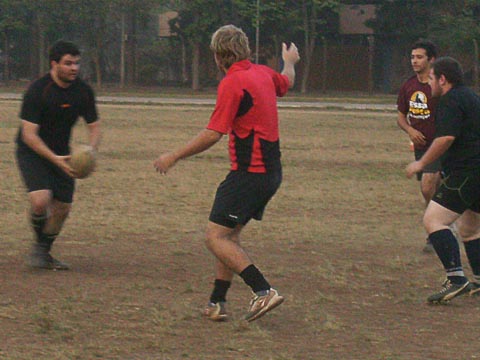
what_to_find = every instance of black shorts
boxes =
[414,149,442,181]
[432,170,480,214]
[15,146,75,203]
[209,169,282,228]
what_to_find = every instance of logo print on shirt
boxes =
[60,104,72,108]
[409,91,430,120]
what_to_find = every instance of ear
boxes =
[439,74,447,86]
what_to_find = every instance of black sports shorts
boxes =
[432,170,480,214]
[209,169,282,228]
[15,146,75,203]
[414,149,442,181]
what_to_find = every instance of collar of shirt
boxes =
[227,59,252,74]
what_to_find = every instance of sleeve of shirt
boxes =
[397,84,408,114]
[435,97,463,138]
[267,67,289,97]
[20,85,42,124]
[81,85,99,124]
[207,78,242,134]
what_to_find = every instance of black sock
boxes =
[209,279,231,304]
[429,229,466,283]
[30,212,47,240]
[464,238,480,278]
[38,233,58,252]
[239,264,270,293]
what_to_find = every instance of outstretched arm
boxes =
[281,42,300,88]
[86,120,102,151]
[154,129,223,174]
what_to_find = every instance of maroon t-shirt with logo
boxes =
[207,60,290,173]
[397,75,437,151]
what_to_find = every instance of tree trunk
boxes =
[3,35,10,82]
[93,49,102,88]
[192,41,200,91]
[321,36,327,94]
[367,35,375,94]
[181,37,188,83]
[120,13,126,88]
[301,0,316,94]
[125,11,137,85]
[39,28,46,76]
[474,38,479,93]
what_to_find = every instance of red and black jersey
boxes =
[16,73,98,155]
[207,60,290,173]
[397,75,437,151]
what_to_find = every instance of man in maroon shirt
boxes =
[154,25,299,322]
[397,40,440,253]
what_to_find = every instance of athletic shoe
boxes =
[422,238,435,254]
[203,302,228,322]
[244,288,284,322]
[29,244,69,270]
[427,279,470,304]
[467,282,480,296]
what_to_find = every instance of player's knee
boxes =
[205,227,217,248]
[52,203,71,220]
[457,223,480,241]
[30,199,49,215]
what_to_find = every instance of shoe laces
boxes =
[438,280,453,294]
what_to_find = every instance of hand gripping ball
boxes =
[70,145,96,179]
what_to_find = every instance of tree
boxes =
[288,0,339,93]
[0,0,29,81]
[169,0,225,90]
[428,0,480,90]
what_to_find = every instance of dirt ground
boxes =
[1,100,480,360]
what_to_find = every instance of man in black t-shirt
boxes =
[406,57,480,303]
[15,40,101,270]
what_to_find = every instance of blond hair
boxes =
[210,25,251,69]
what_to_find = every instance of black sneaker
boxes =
[467,282,480,296]
[427,279,470,304]
[29,244,69,270]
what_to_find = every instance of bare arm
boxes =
[397,111,426,146]
[86,120,101,151]
[154,129,223,174]
[21,120,74,177]
[281,42,300,88]
[406,135,454,178]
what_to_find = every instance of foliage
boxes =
[368,0,480,53]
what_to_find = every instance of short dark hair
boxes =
[431,56,464,86]
[412,40,437,60]
[49,40,80,63]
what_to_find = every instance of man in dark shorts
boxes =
[154,25,300,322]
[406,57,480,303]
[397,40,441,253]
[16,40,101,270]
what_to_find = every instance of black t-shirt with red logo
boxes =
[207,60,290,173]
[397,75,437,151]
[16,73,98,155]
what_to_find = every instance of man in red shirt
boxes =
[154,25,299,322]
[397,40,440,253]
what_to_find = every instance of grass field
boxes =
[0,99,479,360]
